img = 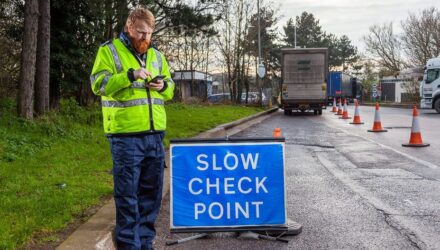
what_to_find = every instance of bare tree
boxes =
[160,32,214,101]
[232,0,245,103]
[35,0,50,115]
[216,0,255,102]
[165,33,211,71]
[216,0,235,100]
[402,78,421,103]
[355,56,379,103]
[363,22,407,74]
[401,7,440,67]
[18,0,39,119]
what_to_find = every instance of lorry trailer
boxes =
[327,71,358,104]
[281,48,328,115]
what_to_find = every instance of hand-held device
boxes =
[147,75,166,84]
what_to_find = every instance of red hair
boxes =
[125,7,155,30]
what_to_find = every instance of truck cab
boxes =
[420,57,440,113]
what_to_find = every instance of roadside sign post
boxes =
[257,63,266,78]
[167,137,295,245]
[372,83,380,100]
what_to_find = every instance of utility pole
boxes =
[257,0,266,75]
[294,25,297,48]
[257,0,261,64]
[256,0,266,106]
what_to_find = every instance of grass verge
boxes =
[0,98,264,249]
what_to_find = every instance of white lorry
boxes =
[420,56,440,113]
[281,48,328,115]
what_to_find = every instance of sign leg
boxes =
[165,233,209,246]
[238,231,289,243]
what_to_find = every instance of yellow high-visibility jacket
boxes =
[90,38,174,135]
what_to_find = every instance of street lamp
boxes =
[257,0,265,78]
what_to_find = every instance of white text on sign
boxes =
[196,153,259,171]
[189,153,269,220]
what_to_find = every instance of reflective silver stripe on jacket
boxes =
[90,70,111,85]
[108,43,123,73]
[100,75,110,95]
[101,98,164,108]
[131,81,145,89]
[153,49,162,74]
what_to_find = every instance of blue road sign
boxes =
[170,142,286,229]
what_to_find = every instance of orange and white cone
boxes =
[368,102,387,132]
[402,106,429,147]
[336,99,343,115]
[273,128,282,138]
[340,99,351,119]
[350,99,364,124]
[331,98,337,112]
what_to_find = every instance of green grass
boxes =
[0,98,264,249]
[165,103,264,145]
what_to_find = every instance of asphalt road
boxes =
[335,105,440,168]
[154,107,440,250]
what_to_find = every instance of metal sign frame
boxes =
[169,137,287,233]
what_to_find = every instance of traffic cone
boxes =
[331,98,337,112]
[340,99,351,119]
[350,100,364,124]
[402,106,429,147]
[335,99,343,115]
[368,102,387,132]
[273,128,281,137]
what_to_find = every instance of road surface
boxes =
[154,106,440,250]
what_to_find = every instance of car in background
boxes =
[241,92,266,103]
[208,92,267,103]
[207,93,231,103]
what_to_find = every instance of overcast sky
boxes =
[271,0,440,52]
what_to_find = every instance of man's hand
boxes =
[148,79,164,91]
[133,68,151,80]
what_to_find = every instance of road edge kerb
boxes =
[56,107,279,250]
[195,107,279,138]
[221,107,279,130]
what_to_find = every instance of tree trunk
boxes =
[18,0,39,119]
[104,0,115,39]
[78,81,96,106]
[49,80,61,110]
[35,0,50,116]
[48,0,60,110]
[114,0,129,35]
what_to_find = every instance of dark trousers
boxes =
[108,133,165,250]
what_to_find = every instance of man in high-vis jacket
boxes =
[90,7,174,250]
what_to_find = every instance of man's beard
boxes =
[133,38,149,54]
